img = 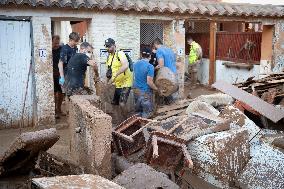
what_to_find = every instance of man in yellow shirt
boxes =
[104,38,133,106]
[187,36,202,85]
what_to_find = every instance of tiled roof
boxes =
[1,0,284,18]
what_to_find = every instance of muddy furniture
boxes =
[145,131,192,173]
[0,128,59,176]
[113,115,154,157]
[145,115,230,175]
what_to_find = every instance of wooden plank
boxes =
[154,109,185,121]
[177,170,220,189]
[209,22,217,85]
[166,117,188,134]
[212,80,284,123]
[156,99,193,114]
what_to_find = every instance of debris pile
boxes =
[2,76,284,189]
[235,73,284,105]
[32,174,123,189]
[113,163,179,189]
[111,82,284,189]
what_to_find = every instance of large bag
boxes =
[155,67,178,97]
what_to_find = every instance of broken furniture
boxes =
[145,115,230,174]
[0,128,59,176]
[212,80,284,123]
[32,174,124,189]
[113,115,154,157]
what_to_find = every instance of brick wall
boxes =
[32,16,55,126]
[116,14,140,61]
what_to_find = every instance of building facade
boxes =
[0,0,284,128]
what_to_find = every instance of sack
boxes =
[117,51,134,72]
[106,66,112,79]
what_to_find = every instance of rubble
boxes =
[237,143,284,189]
[35,151,83,176]
[195,93,234,107]
[272,137,284,149]
[235,73,284,104]
[185,100,223,122]
[32,174,124,189]
[0,128,59,176]
[113,163,179,189]
[187,128,250,189]
[212,80,284,123]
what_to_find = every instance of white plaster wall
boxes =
[198,59,260,85]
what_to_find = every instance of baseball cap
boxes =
[141,47,151,55]
[104,38,115,48]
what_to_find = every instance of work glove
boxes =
[59,77,65,85]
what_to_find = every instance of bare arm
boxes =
[155,58,164,70]
[87,60,100,83]
[147,76,158,91]
[58,60,64,78]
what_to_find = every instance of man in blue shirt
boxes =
[152,38,176,73]
[152,38,177,104]
[133,47,158,118]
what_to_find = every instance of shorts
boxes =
[112,87,131,106]
[53,76,62,93]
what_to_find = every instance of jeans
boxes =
[133,89,153,118]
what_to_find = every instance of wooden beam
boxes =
[209,22,217,85]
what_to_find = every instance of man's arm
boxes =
[155,50,164,70]
[58,60,64,78]
[58,46,67,81]
[87,59,100,83]
[147,76,158,91]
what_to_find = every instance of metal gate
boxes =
[0,20,34,128]
[140,22,163,47]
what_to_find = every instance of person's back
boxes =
[66,53,89,89]
[156,46,176,73]
[133,59,154,92]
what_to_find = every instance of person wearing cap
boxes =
[64,42,98,96]
[104,38,133,106]
[133,47,158,118]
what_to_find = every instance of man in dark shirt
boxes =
[149,47,158,68]
[65,42,97,97]
[58,32,80,86]
[52,35,64,118]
